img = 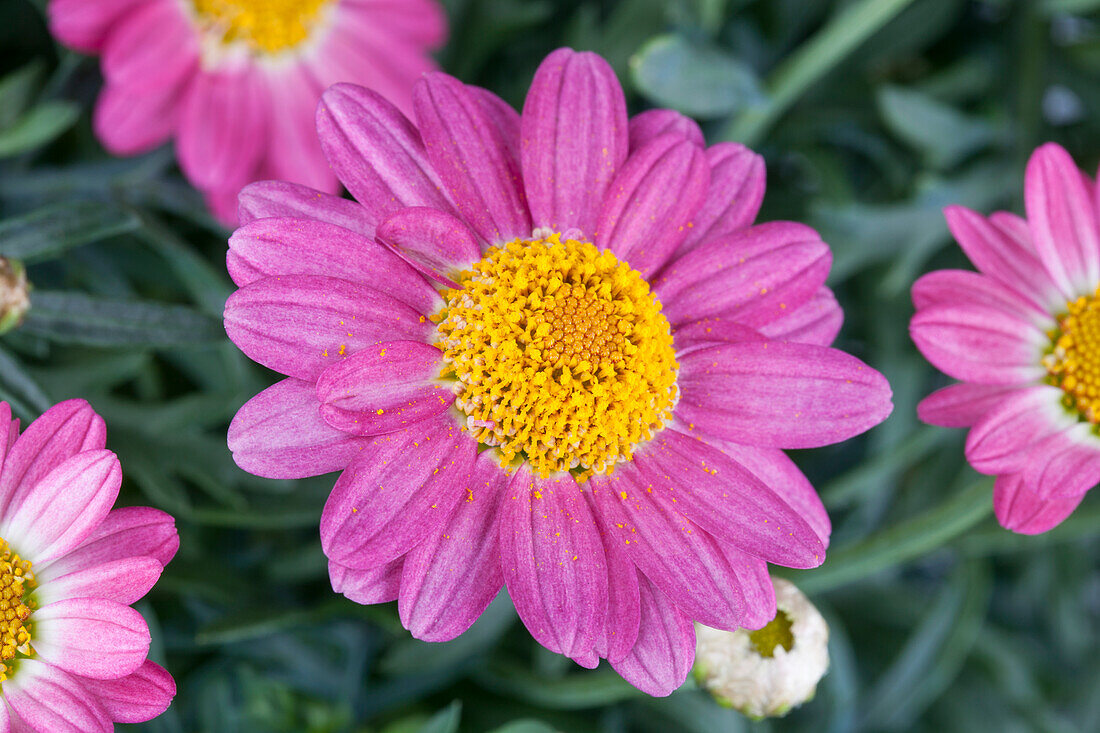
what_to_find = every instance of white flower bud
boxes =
[694,578,829,719]
[0,259,29,335]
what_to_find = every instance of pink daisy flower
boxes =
[0,399,178,729]
[911,143,1100,535]
[47,0,447,223]
[224,48,893,695]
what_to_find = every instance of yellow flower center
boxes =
[0,539,34,682]
[1042,287,1100,423]
[191,0,332,54]
[748,609,794,658]
[434,234,679,479]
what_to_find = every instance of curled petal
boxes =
[330,558,403,604]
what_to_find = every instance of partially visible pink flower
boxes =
[911,142,1100,534]
[0,399,178,729]
[224,48,892,696]
[47,0,447,223]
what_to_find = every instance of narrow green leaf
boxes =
[878,85,997,168]
[0,101,80,158]
[474,664,641,709]
[0,61,46,129]
[0,201,141,262]
[418,701,462,733]
[0,344,51,416]
[489,722,561,733]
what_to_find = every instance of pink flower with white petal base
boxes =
[0,399,178,731]
[912,143,1100,535]
[47,0,446,223]
[224,48,893,696]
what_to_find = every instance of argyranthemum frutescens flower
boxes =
[47,0,446,223]
[912,143,1100,534]
[0,399,178,729]
[224,48,893,695]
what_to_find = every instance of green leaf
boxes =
[877,85,997,168]
[418,701,462,733]
[21,291,223,347]
[0,101,80,158]
[489,722,561,733]
[0,344,51,416]
[0,60,46,130]
[0,201,141,262]
[630,34,764,119]
[474,664,642,709]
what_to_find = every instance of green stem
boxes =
[721,0,919,146]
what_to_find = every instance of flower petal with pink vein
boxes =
[259,63,335,194]
[1023,424,1100,499]
[468,85,521,162]
[376,207,482,286]
[33,598,150,680]
[611,575,695,697]
[964,385,1072,474]
[37,507,178,581]
[629,109,704,150]
[80,660,176,725]
[912,269,1053,326]
[994,472,1084,534]
[758,286,843,347]
[329,558,403,604]
[237,181,375,235]
[3,660,110,733]
[584,506,640,664]
[37,556,163,606]
[94,80,183,156]
[47,0,147,53]
[101,0,196,94]
[675,142,766,256]
[917,382,1018,428]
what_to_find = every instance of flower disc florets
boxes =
[191,0,332,54]
[1043,286,1100,425]
[0,538,35,682]
[433,233,679,478]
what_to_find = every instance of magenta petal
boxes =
[521,48,629,236]
[673,320,766,356]
[1024,143,1100,298]
[611,575,695,697]
[38,507,178,581]
[994,472,1084,534]
[39,556,162,606]
[720,545,777,630]
[33,598,150,679]
[499,468,608,665]
[4,660,110,733]
[1024,425,1100,499]
[376,207,482,285]
[676,341,893,449]
[329,558,403,604]
[316,341,453,435]
[320,416,476,569]
[237,180,375,236]
[0,398,105,518]
[258,63,335,195]
[944,205,1059,311]
[629,109,704,151]
[676,142,766,257]
[918,382,1017,428]
[656,222,831,329]
[223,275,432,382]
[587,512,640,664]
[758,286,843,347]
[227,217,439,314]
[399,452,507,642]
[910,302,1046,385]
[912,269,1052,325]
[0,403,10,475]
[415,73,531,244]
[93,81,181,156]
[317,83,453,221]
[101,0,196,94]
[48,0,145,53]
[80,660,176,725]
[469,84,521,162]
[964,385,1070,474]
[596,134,709,277]
[2,449,120,565]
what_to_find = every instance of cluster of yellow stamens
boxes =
[433,234,679,479]
[1042,287,1100,424]
[191,0,332,54]
[0,539,34,682]
[748,610,795,658]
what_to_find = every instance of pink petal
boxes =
[917,382,1017,428]
[655,222,831,329]
[1,449,120,565]
[586,512,640,664]
[720,545,776,630]
[910,302,1046,385]
[33,598,150,679]
[317,83,453,224]
[204,188,240,227]
[676,340,893,449]
[259,63,336,195]
[611,575,695,697]
[223,274,432,382]
[329,558,403,604]
[499,468,607,667]
[228,378,371,480]
[944,205,1059,311]
[758,286,843,347]
[399,452,507,641]
[227,217,439,314]
[47,0,147,53]
[237,180,375,236]
[0,403,11,479]
[964,385,1071,474]
[521,48,629,237]
[93,81,182,156]
[675,142,766,256]
[341,0,448,47]
[1024,425,1100,499]
[469,85,521,162]
[0,399,105,519]
[177,66,266,195]
[673,320,766,356]
[376,207,482,286]
[320,416,476,570]
[414,72,531,244]
[3,660,110,733]
[38,507,178,580]
[993,472,1084,535]
[629,109,704,150]
[596,134,709,277]
[81,660,176,725]
[316,340,453,435]
[100,0,196,94]
[1024,143,1100,299]
[38,556,163,606]
[911,269,1052,326]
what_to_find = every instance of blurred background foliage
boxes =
[1,0,1100,730]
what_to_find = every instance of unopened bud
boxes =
[0,259,29,335]
[695,578,828,719]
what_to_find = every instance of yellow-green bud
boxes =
[0,259,29,335]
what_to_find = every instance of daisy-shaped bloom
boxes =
[912,143,1100,535]
[224,48,892,695]
[47,0,446,223]
[0,399,178,730]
